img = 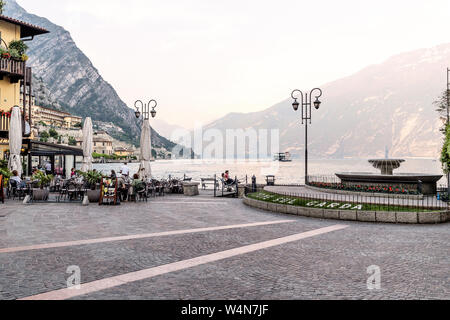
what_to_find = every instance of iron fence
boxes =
[250,189,448,213]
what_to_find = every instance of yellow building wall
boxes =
[0,21,21,112]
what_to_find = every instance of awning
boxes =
[28,140,83,157]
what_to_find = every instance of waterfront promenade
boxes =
[0,195,448,300]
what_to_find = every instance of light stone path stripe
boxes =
[20,225,348,300]
[0,220,294,254]
[150,201,230,204]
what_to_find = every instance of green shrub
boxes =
[9,40,28,56]
[49,128,58,139]
[32,171,53,189]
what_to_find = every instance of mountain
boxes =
[203,43,450,159]
[4,0,175,151]
[150,119,187,142]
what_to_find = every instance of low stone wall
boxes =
[305,185,424,200]
[243,196,449,224]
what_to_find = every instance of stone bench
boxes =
[183,182,200,196]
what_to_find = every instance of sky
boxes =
[16,0,450,129]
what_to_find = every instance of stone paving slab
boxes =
[0,196,449,300]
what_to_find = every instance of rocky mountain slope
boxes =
[204,43,450,159]
[4,0,176,152]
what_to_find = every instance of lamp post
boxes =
[134,100,157,120]
[291,88,323,185]
[447,68,449,198]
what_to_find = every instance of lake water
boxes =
[93,158,446,186]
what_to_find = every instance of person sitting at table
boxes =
[11,170,26,188]
[130,173,144,199]
[70,168,76,178]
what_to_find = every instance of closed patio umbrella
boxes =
[81,117,93,172]
[8,106,23,177]
[139,119,152,179]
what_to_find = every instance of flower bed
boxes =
[308,181,419,195]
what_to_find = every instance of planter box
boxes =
[32,188,49,201]
[87,190,101,203]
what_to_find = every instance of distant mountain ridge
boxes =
[4,0,176,151]
[204,43,450,159]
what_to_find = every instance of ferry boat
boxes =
[274,152,292,162]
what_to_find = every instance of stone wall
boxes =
[243,196,449,225]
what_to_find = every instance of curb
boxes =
[243,196,449,225]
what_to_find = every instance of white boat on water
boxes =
[274,152,292,162]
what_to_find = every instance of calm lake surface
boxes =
[93,158,445,185]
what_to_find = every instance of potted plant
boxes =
[32,171,53,201]
[78,170,103,202]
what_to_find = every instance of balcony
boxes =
[0,112,10,133]
[0,57,25,83]
[0,112,31,138]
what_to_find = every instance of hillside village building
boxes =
[20,93,82,129]
[76,131,114,156]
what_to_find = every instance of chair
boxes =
[8,179,26,200]
[220,178,237,193]
[67,183,79,201]
[0,175,4,204]
[134,182,147,202]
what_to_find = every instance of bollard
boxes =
[252,175,257,193]
[82,195,89,206]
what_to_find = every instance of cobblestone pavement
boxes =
[0,195,448,300]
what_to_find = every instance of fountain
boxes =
[335,157,442,195]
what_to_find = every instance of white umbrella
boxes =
[81,117,93,172]
[139,119,152,179]
[8,106,23,177]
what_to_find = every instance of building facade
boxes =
[0,14,49,160]
[76,131,114,156]
[32,105,82,129]
[114,147,134,158]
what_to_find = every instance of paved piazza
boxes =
[0,195,448,300]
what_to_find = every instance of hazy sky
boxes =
[16,0,450,129]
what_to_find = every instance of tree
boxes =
[0,1,6,15]
[40,131,49,142]
[435,89,450,175]
[434,89,450,135]
[68,136,77,146]
[441,124,450,173]
[49,128,58,139]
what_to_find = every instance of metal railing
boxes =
[255,189,448,213]
[0,113,10,132]
[0,58,25,77]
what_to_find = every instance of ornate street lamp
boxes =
[135,99,158,120]
[291,88,323,185]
